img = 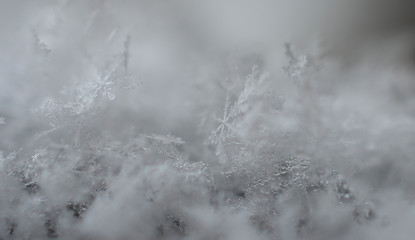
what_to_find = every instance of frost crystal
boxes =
[33,31,51,57]
[283,43,311,86]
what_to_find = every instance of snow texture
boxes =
[1,0,415,239]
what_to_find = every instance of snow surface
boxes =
[1,1,415,239]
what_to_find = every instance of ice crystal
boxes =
[283,43,311,86]
[33,31,51,57]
